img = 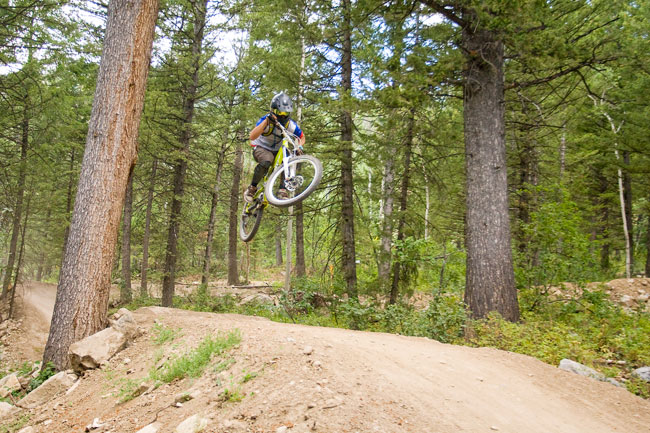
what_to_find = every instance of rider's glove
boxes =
[268,112,278,125]
[296,146,304,156]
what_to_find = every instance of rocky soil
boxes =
[1,281,649,433]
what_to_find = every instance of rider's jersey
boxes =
[251,114,303,152]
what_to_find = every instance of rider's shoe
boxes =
[277,188,289,199]
[244,185,257,203]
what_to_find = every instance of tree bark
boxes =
[43,0,158,370]
[462,25,519,322]
[1,102,28,300]
[340,0,357,298]
[390,111,414,304]
[378,156,395,291]
[227,142,243,285]
[275,221,283,266]
[140,158,157,297]
[646,192,650,277]
[9,193,31,319]
[623,150,633,273]
[295,34,307,278]
[120,169,134,303]
[161,0,208,307]
[61,148,76,261]
[201,151,225,285]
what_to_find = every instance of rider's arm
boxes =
[250,116,271,141]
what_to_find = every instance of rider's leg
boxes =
[251,147,275,187]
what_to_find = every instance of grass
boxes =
[0,414,30,433]
[151,322,182,345]
[151,330,241,383]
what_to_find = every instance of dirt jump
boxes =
[1,281,648,433]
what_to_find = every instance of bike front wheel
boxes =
[265,155,323,207]
[239,202,264,242]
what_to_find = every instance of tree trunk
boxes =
[161,0,208,307]
[140,158,157,297]
[598,172,611,272]
[1,104,28,300]
[646,192,650,277]
[340,0,357,298]
[378,156,395,291]
[43,0,158,371]
[295,202,306,276]
[9,193,31,319]
[390,111,414,304]
[295,36,307,277]
[61,148,76,261]
[201,151,225,285]
[120,169,134,303]
[227,142,243,285]
[275,221,283,266]
[623,150,633,273]
[462,25,519,322]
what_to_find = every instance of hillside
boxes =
[1,282,649,433]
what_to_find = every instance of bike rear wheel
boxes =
[265,155,323,207]
[239,201,264,242]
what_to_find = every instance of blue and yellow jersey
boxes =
[251,114,303,152]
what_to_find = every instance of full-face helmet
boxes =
[270,92,293,126]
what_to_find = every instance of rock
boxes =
[109,308,140,341]
[16,371,77,409]
[619,295,635,308]
[85,418,104,431]
[558,359,625,387]
[175,389,202,404]
[0,401,18,418]
[220,419,248,431]
[632,366,650,382]
[175,414,209,433]
[559,359,605,381]
[69,327,127,373]
[0,373,22,398]
[303,346,314,355]
[136,422,162,433]
[276,427,288,433]
[238,294,274,306]
[17,427,34,433]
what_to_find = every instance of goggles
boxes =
[273,109,289,116]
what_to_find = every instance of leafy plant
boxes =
[151,323,182,345]
[27,362,56,392]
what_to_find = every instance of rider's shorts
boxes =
[253,146,277,164]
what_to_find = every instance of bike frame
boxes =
[251,122,300,205]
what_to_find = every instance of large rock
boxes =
[16,371,77,409]
[0,401,19,418]
[558,359,623,387]
[0,373,21,398]
[175,414,209,433]
[559,359,605,380]
[632,366,650,382]
[136,423,162,433]
[109,308,140,340]
[69,327,127,373]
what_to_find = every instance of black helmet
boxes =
[270,92,293,126]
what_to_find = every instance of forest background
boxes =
[1,0,650,396]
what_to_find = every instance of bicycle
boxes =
[239,120,323,242]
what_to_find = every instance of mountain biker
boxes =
[244,92,306,203]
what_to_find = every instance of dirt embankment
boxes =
[1,281,649,433]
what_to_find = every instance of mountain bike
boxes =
[239,121,323,242]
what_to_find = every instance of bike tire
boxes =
[239,202,264,242]
[265,155,323,207]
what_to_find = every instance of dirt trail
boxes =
[3,282,649,433]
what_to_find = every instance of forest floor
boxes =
[1,279,649,433]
